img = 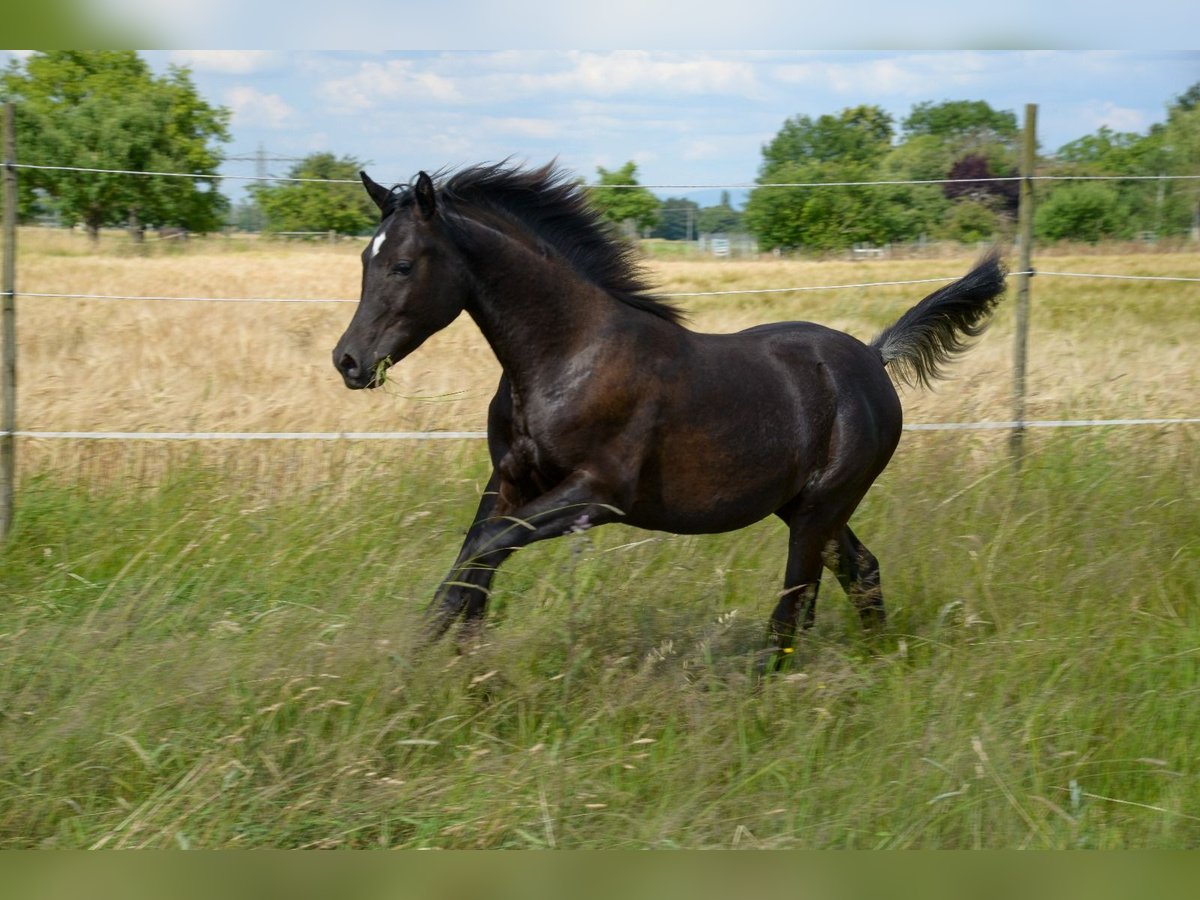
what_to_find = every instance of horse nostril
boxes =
[338,353,360,377]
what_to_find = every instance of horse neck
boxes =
[457,224,619,386]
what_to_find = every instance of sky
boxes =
[8,50,1200,208]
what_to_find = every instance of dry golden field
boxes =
[10,228,1200,443]
[4,229,1199,848]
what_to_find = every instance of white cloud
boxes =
[683,140,722,161]
[487,52,760,100]
[319,61,462,111]
[226,86,295,129]
[774,53,991,96]
[483,118,564,140]
[552,52,759,97]
[1082,101,1150,134]
[170,51,283,74]
[318,52,761,113]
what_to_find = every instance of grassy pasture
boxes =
[1,230,1198,847]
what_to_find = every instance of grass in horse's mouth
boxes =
[373,357,393,387]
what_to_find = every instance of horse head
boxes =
[332,170,471,389]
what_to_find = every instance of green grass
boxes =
[1,431,1197,848]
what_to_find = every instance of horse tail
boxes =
[870,249,1007,389]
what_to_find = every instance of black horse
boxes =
[333,163,1006,665]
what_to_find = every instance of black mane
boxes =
[389,163,682,325]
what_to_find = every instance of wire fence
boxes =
[2,126,1199,461]
[8,418,1200,442]
[13,269,1200,308]
[11,161,1200,190]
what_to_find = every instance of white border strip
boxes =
[5,419,1198,441]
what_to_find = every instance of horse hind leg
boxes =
[763,509,831,671]
[764,507,883,672]
[823,524,885,629]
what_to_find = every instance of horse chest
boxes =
[496,433,561,510]
[497,377,563,500]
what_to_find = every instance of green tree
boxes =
[697,191,741,235]
[587,162,660,236]
[1034,182,1127,242]
[902,100,1018,148]
[652,197,700,240]
[937,199,1001,243]
[2,51,230,240]
[1045,82,1200,239]
[761,105,895,170]
[1056,126,1147,171]
[248,153,376,235]
[889,100,1020,242]
[1157,83,1200,237]
[744,105,905,251]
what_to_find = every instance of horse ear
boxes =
[360,171,392,214]
[414,171,437,220]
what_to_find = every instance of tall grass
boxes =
[2,430,1196,848]
[3,233,1197,847]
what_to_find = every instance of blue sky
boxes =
[10,50,1200,208]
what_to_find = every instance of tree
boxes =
[1056,126,1147,171]
[760,105,895,172]
[1044,83,1200,239]
[1158,83,1200,238]
[1035,182,1127,242]
[1173,81,1200,113]
[943,153,1018,211]
[697,191,741,235]
[2,51,230,240]
[902,100,1018,148]
[587,162,660,236]
[248,153,378,235]
[652,196,699,240]
[744,105,905,251]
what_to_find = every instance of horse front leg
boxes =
[427,469,625,643]
[425,470,501,641]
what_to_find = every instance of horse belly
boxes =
[619,330,871,535]
[627,416,818,535]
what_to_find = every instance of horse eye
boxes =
[390,260,413,276]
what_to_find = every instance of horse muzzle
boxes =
[333,348,387,390]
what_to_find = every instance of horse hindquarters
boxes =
[766,341,902,664]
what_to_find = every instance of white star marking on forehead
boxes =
[371,230,387,259]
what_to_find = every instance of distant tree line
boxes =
[4,53,1197,248]
[583,87,1199,250]
[743,91,1200,250]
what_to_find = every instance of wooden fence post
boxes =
[2,103,16,540]
[1010,103,1037,468]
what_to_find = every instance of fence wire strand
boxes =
[16,270,1199,306]
[11,161,1200,190]
[4,418,1198,441]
